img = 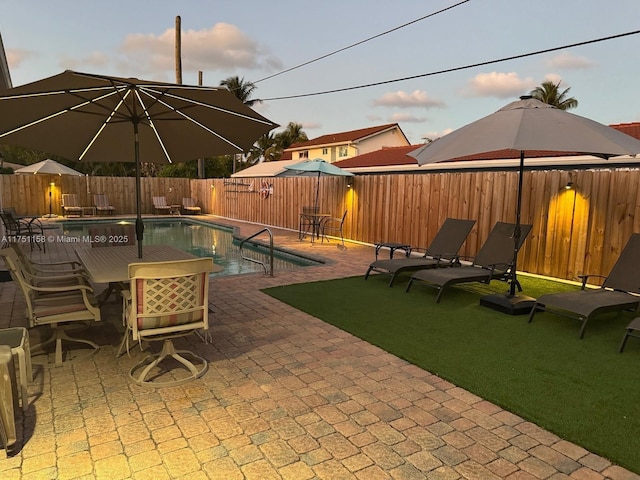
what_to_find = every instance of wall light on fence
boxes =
[565,181,575,190]
[347,181,352,188]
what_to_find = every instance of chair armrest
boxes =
[24,282,94,294]
[577,274,607,290]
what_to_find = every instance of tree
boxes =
[262,122,309,162]
[219,76,258,106]
[530,81,578,110]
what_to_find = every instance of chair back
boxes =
[603,233,640,293]
[0,212,20,235]
[425,218,476,258]
[127,258,214,340]
[94,194,112,208]
[302,205,319,215]
[182,197,196,208]
[473,222,532,269]
[0,249,39,322]
[62,194,79,208]
[88,224,136,247]
[153,196,168,208]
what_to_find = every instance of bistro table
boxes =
[75,245,222,302]
[299,212,331,242]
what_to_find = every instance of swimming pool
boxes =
[60,218,322,276]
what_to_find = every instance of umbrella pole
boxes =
[134,119,143,259]
[479,150,536,314]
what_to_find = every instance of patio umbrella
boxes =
[15,159,84,218]
[409,95,640,314]
[283,158,354,212]
[0,70,277,257]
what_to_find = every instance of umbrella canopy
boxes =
[283,158,353,212]
[14,159,83,176]
[409,96,640,313]
[0,70,278,256]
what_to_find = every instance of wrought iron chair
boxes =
[320,210,348,248]
[119,257,214,386]
[298,205,319,240]
[0,210,45,252]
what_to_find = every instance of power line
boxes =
[253,0,471,84]
[258,29,640,102]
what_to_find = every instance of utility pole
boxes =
[175,16,182,84]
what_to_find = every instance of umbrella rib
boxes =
[134,89,172,163]
[78,92,131,161]
[139,88,244,152]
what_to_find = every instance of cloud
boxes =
[6,48,36,69]
[373,90,444,109]
[546,52,594,70]
[59,23,282,80]
[388,113,427,123]
[465,72,535,98]
[60,51,110,71]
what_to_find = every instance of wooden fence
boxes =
[3,168,640,283]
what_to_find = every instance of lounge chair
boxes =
[406,222,532,302]
[94,193,115,215]
[152,196,171,215]
[182,197,201,214]
[529,233,640,339]
[365,218,476,286]
[61,194,82,217]
[619,317,640,352]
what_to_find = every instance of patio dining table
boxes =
[75,244,222,302]
[299,212,331,242]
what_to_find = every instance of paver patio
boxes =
[0,216,637,479]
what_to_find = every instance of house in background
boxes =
[233,123,410,178]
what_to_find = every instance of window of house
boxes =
[338,146,348,157]
[322,148,328,155]
[299,151,309,159]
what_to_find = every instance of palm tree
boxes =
[530,81,578,110]
[262,122,309,161]
[219,76,258,106]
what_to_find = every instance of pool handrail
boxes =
[239,228,274,277]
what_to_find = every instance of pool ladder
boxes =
[239,228,274,277]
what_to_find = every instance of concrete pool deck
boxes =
[0,215,637,479]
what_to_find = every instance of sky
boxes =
[1,0,640,145]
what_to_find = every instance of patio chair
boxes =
[299,205,320,240]
[182,197,201,215]
[619,317,640,352]
[152,196,172,215]
[61,194,82,217]
[0,248,101,366]
[365,218,476,286]
[320,210,348,248]
[529,233,640,339]
[94,193,115,215]
[405,222,533,303]
[0,210,45,252]
[119,257,214,386]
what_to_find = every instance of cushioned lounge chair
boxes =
[61,194,82,217]
[406,222,532,302]
[182,197,201,214]
[94,193,115,215]
[152,196,171,215]
[619,317,640,352]
[365,218,476,286]
[529,233,640,339]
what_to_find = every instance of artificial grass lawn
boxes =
[263,273,640,474]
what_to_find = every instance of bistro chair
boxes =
[298,205,319,240]
[119,257,214,386]
[0,210,45,252]
[320,210,348,248]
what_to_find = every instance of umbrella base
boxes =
[480,292,536,315]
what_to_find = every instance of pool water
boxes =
[61,218,321,276]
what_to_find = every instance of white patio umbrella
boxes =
[0,70,278,257]
[15,159,84,217]
[409,96,640,314]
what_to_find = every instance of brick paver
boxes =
[0,216,638,479]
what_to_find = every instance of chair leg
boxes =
[619,330,631,353]
[31,324,99,367]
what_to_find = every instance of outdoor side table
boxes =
[170,205,181,215]
[81,206,96,217]
[374,242,412,260]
